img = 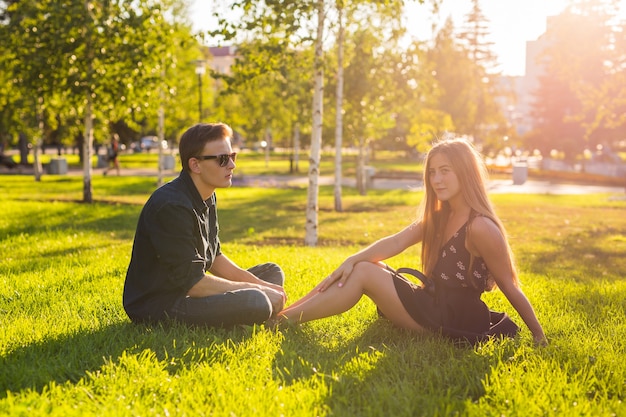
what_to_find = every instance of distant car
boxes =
[0,154,17,169]
[132,136,168,153]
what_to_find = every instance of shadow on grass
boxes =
[518,223,626,283]
[2,200,139,241]
[1,315,514,416]
[217,192,304,243]
[0,321,259,398]
[275,319,510,415]
[216,186,404,246]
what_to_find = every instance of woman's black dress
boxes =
[391,221,493,336]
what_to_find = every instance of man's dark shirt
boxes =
[123,170,221,322]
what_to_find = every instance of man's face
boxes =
[190,138,236,197]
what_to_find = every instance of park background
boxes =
[1,0,626,415]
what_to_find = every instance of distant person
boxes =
[123,122,286,327]
[104,134,120,176]
[278,138,547,345]
[0,140,17,169]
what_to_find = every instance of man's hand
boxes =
[260,286,285,316]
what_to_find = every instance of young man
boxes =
[123,123,286,327]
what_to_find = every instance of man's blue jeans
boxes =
[167,263,284,327]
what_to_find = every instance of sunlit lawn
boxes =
[10,148,423,177]
[0,174,625,416]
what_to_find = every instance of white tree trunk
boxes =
[305,0,325,247]
[32,142,42,182]
[334,4,344,212]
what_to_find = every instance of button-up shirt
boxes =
[123,170,221,322]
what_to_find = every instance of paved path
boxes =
[485,179,625,195]
[233,174,625,195]
[3,165,625,195]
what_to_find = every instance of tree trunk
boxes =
[18,133,29,165]
[357,139,366,195]
[157,64,165,187]
[304,0,324,247]
[334,4,344,213]
[82,0,94,203]
[82,92,94,203]
[293,123,300,173]
[33,98,44,181]
[157,102,165,187]
[264,127,271,167]
[32,141,42,181]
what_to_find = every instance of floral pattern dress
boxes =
[392,221,492,335]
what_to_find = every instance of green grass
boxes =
[11,149,422,177]
[1,175,625,416]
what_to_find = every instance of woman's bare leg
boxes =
[279,262,424,331]
[278,280,325,311]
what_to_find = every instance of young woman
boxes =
[279,138,546,345]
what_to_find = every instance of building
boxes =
[511,16,556,137]
[208,46,237,75]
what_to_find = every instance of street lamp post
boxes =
[195,60,206,122]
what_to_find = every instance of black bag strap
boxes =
[394,267,435,293]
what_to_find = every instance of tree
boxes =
[528,0,618,161]
[304,0,325,246]
[570,0,626,151]
[331,1,416,195]
[427,19,475,136]
[456,0,507,150]
[333,0,345,212]
[209,0,325,245]
[1,0,188,199]
[210,0,437,245]
[457,0,497,73]
[213,39,313,153]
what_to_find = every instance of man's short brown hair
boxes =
[179,123,233,172]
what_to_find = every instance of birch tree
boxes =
[209,0,325,245]
[304,0,325,245]
[210,0,437,244]
[333,1,345,212]
[2,0,179,201]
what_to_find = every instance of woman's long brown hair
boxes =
[418,138,519,289]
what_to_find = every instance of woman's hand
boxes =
[533,333,548,346]
[318,258,357,292]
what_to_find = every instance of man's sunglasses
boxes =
[195,152,237,167]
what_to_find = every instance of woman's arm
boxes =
[318,221,424,291]
[467,217,547,345]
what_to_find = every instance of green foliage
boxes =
[529,1,625,160]
[0,0,201,147]
[407,107,454,152]
[1,175,625,415]
[2,0,626,163]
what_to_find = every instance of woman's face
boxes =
[428,153,461,202]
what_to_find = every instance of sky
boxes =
[404,0,570,76]
[189,0,574,77]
